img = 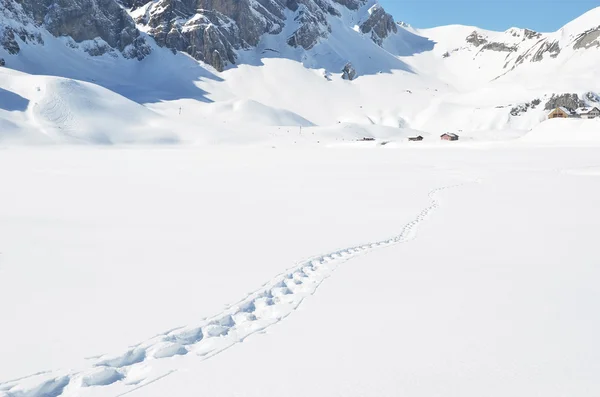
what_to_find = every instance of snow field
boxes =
[1,146,600,397]
[0,164,471,397]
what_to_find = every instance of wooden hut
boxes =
[440,133,459,141]
[547,107,571,119]
[408,135,423,142]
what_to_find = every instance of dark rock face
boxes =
[136,0,296,70]
[481,42,517,52]
[466,30,516,53]
[117,0,150,9]
[0,0,150,59]
[131,0,395,71]
[286,3,330,51]
[532,40,560,61]
[510,98,540,116]
[0,57,5,66]
[360,5,397,46]
[341,62,356,80]
[42,0,141,51]
[331,0,359,10]
[573,26,600,50]
[1,27,22,54]
[466,31,488,46]
[0,0,44,54]
[510,39,560,68]
[544,94,586,111]
[523,29,541,40]
[585,91,600,103]
[0,25,43,54]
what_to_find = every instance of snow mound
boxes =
[203,99,315,127]
[520,118,600,145]
[30,78,177,144]
[0,70,178,144]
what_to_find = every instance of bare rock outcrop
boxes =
[544,94,586,111]
[360,4,397,46]
[0,0,150,59]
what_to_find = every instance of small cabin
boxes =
[548,107,571,119]
[408,135,423,142]
[440,133,459,141]
[359,137,375,141]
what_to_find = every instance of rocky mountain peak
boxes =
[359,3,397,46]
[128,0,397,71]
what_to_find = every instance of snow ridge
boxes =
[0,183,470,397]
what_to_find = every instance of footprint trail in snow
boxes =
[0,184,465,397]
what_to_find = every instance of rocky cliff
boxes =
[0,0,151,59]
[127,0,399,71]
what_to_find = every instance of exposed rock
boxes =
[123,36,152,60]
[0,0,149,59]
[360,4,397,46]
[510,98,540,116]
[585,92,600,103]
[523,29,541,40]
[134,0,391,69]
[210,49,225,72]
[466,31,488,47]
[544,94,586,111]
[331,0,360,10]
[0,58,5,66]
[0,27,20,54]
[81,38,116,57]
[442,51,450,58]
[143,0,285,70]
[573,26,600,50]
[0,24,44,54]
[481,42,517,52]
[117,0,150,10]
[341,62,356,80]
[287,4,329,50]
[532,40,560,61]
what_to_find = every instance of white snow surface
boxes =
[1,146,600,397]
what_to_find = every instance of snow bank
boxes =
[520,118,600,145]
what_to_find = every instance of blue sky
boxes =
[380,0,600,32]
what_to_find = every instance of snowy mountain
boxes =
[2,4,600,397]
[405,8,600,88]
[128,0,402,71]
[1,0,600,144]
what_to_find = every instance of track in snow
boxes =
[0,184,465,397]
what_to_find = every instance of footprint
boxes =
[151,343,188,359]
[80,367,123,387]
[95,348,146,368]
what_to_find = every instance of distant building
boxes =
[440,133,459,141]
[548,106,600,119]
[408,135,423,141]
[576,107,600,119]
[548,107,571,119]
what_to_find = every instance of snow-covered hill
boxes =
[1,0,600,145]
